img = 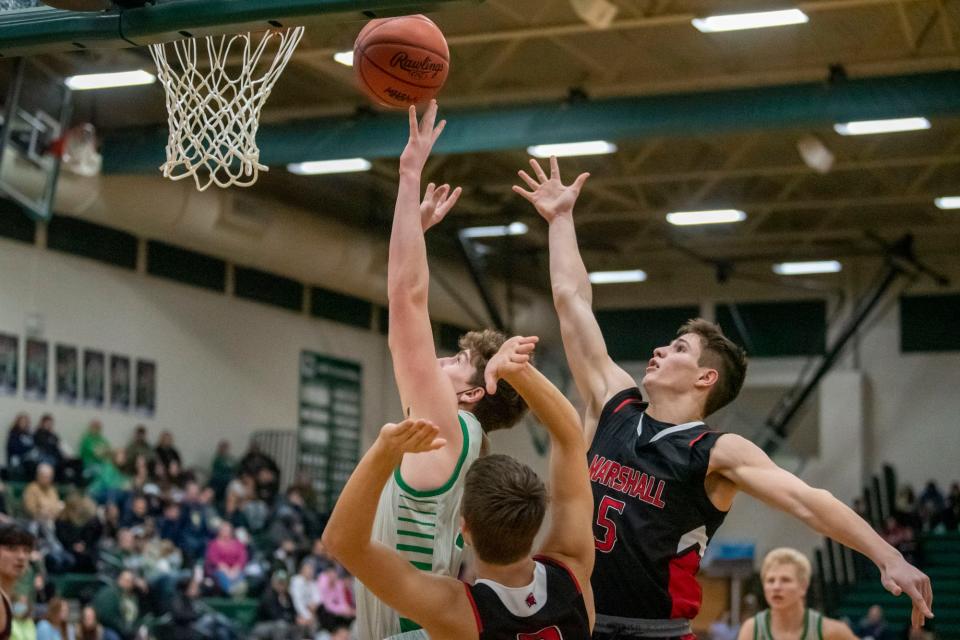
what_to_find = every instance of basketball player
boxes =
[354,100,529,640]
[0,525,35,640]
[739,548,857,640]
[512,157,933,638]
[324,334,595,639]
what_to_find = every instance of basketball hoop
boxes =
[148,27,304,191]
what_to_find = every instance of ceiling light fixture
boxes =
[692,9,808,33]
[460,222,529,239]
[287,158,372,175]
[65,70,156,91]
[588,269,647,284]
[333,50,354,67]
[833,117,931,136]
[934,196,960,210]
[773,260,842,275]
[527,140,617,158]
[666,209,747,226]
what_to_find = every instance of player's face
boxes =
[0,544,31,580]
[643,336,704,391]
[438,349,479,396]
[762,563,808,611]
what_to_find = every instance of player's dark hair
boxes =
[678,318,748,416]
[459,330,528,432]
[461,455,546,564]
[0,524,35,549]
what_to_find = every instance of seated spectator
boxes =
[879,515,916,562]
[316,565,355,640]
[7,413,36,481]
[124,426,152,472]
[36,597,71,640]
[55,492,102,573]
[10,593,36,640]
[918,480,945,512]
[34,414,82,485]
[288,471,319,514]
[238,442,277,479]
[87,451,131,507]
[252,571,298,640]
[119,495,150,531]
[208,441,235,504]
[204,522,248,598]
[857,605,888,640]
[23,463,64,523]
[303,538,332,575]
[168,575,204,640]
[99,528,146,578]
[78,421,111,472]
[92,569,146,640]
[178,482,211,564]
[268,488,307,550]
[153,432,181,476]
[288,560,318,638]
[157,502,182,546]
[76,606,118,640]
[894,485,918,526]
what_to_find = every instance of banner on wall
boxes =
[24,339,48,400]
[298,351,362,513]
[0,333,17,396]
[55,344,78,404]
[135,359,156,417]
[110,355,131,411]
[83,350,105,407]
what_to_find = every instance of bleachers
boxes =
[834,532,960,639]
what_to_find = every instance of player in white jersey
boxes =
[354,100,529,640]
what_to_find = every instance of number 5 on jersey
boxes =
[595,495,625,553]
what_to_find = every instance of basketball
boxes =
[353,14,450,109]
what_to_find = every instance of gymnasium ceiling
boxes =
[5,0,960,291]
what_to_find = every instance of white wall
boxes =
[0,236,400,468]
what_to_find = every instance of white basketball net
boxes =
[149,27,304,191]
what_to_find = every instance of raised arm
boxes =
[514,157,634,439]
[483,338,595,592]
[322,419,476,639]
[388,101,465,474]
[710,434,934,629]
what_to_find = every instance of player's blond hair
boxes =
[761,547,812,586]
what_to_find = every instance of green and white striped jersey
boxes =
[355,410,483,640]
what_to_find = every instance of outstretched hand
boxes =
[420,182,461,232]
[483,335,539,394]
[378,419,446,456]
[880,556,934,628]
[513,156,589,223]
[400,100,445,177]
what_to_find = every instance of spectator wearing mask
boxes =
[10,594,36,640]
[36,597,73,640]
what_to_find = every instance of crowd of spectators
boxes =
[2,411,355,640]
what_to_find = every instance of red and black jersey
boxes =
[588,387,727,628]
[464,555,591,640]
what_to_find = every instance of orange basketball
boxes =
[353,14,450,109]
